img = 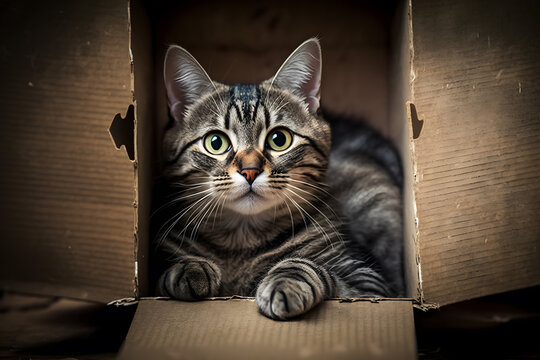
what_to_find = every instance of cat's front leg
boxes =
[256,258,334,320]
[158,257,222,300]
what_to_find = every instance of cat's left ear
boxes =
[271,38,322,113]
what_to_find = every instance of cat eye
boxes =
[266,128,293,151]
[203,132,231,155]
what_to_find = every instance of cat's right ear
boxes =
[164,45,215,122]
[271,38,322,114]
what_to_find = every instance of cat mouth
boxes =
[236,189,263,201]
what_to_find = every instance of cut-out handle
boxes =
[109,104,135,160]
[407,102,424,139]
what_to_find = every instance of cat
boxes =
[155,38,403,320]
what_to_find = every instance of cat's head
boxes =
[163,38,330,216]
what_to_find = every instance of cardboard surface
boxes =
[0,0,135,302]
[118,299,416,360]
[410,0,540,305]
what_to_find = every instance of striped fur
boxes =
[156,39,403,320]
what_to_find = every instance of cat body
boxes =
[156,39,403,320]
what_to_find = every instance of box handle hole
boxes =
[408,102,424,140]
[109,104,135,161]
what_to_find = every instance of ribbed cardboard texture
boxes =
[0,0,136,302]
[118,299,416,360]
[409,0,540,306]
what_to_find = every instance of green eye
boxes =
[204,132,231,155]
[266,128,293,151]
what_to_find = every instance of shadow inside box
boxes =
[415,286,540,360]
[0,292,136,359]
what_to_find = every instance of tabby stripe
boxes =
[268,270,318,299]
[346,274,389,291]
[168,136,202,165]
[342,270,389,296]
[174,169,201,183]
[353,192,388,217]
[294,163,325,170]
[270,266,319,290]
[353,282,389,297]
[253,86,261,123]
[224,101,243,128]
[214,181,233,187]
[278,290,289,312]
[295,133,326,159]
[285,258,333,294]
[298,172,322,183]
[263,104,271,129]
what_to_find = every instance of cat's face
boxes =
[163,39,330,216]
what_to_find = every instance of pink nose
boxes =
[240,168,261,185]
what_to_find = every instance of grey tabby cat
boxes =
[156,38,403,320]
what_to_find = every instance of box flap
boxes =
[118,299,416,360]
[410,0,540,305]
[0,0,135,302]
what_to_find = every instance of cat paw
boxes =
[256,259,325,320]
[158,260,221,300]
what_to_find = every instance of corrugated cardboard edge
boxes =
[127,0,140,300]
[108,296,417,307]
[405,0,438,311]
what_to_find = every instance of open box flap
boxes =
[409,0,540,306]
[118,299,416,360]
[0,0,136,302]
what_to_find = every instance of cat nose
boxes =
[240,168,261,185]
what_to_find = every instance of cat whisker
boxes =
[176,192,217,247]
[209,191,228,230]
[272,189,296,239]
[157,192,214,247]
[285,188,344,247]
[190,192,221,242]
[196,188,227,236]
[285,183,341,220]
[282,191,334,249]
[151,187,216,218]
[287,177,338,201]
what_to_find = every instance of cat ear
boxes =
[164,45,215,121]
[271,38,322,113]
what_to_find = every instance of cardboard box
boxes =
[0,0,538,358]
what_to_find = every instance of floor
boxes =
[0,287,539,359]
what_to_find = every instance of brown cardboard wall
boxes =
[410,0,540,305]
[0,0,136,302]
